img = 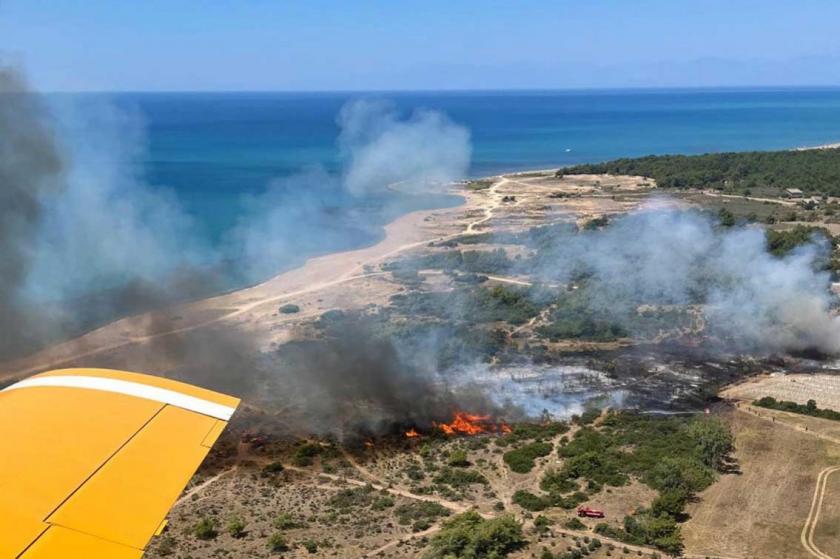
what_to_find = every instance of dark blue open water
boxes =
[107,88,840,235]
[56,88,837,279]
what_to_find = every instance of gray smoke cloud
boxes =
[529,205,840,355]
[0,66,220,360]
[7,60,840,438]
[228,99,471,280]
[0,63,475,434]
[338,99,471,196]
[24,96,214,305]
[0,66,64,357]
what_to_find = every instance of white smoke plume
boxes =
[338,99,471,196]
[228,99,471,280]
[532,206,840,355]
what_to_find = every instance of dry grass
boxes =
[813,468,840,554]
[723,373,840,411]
[682,407,840,559]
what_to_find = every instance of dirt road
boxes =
[802,465,840,559]
[734,404,840,559]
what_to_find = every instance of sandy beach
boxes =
[0,185,485,381]
[0,170,653,384]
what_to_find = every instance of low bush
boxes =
[426,511,525,559]
[193,517,217,540]
[503,441,553,473]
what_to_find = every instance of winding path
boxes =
[735,404,839,559]
[801,465,840,559]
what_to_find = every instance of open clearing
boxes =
[723,373,840,411]
[683,406,840,559]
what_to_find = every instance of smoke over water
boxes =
[4,63,840,437]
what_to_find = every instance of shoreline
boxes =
[795,141,840,151]
[0,185,485,380]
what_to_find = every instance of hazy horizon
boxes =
[40,84,840,95]
[3,0,840,92]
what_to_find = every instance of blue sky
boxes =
[2,0,840,91]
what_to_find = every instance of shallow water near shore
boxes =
[76,88,840,245]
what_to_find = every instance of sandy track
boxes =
[802,466,840,559]
[174,466,237,507]
[732,404,840,559]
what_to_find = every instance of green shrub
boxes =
[226,515,247,538]
[268,532,289,552]
[193,517,217,540]
[755,395,840,422]
[262,461,285,474]
[279,303,301,314]
[426,511,525,559]
[503,441,553,473]
[292,442,321,466]
[395,501,450,528]
[512,490,549,511]
[448,449,471,467]
[273,512,304,530]
[559,148,840,196]
[564,517,586,530]
[433,467,488,488]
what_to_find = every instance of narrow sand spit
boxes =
[0,186,486,380]
[1,171,650,381]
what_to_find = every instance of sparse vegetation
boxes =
[395,501,450,531]
[267,532,289,552]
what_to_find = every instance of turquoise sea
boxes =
[114,88,840,237]
[73,88,840,283]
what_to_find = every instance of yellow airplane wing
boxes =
[0,368,240,559]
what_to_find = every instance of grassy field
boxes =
[682,407,840,559]
[813,468,840,554]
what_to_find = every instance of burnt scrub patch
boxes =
[259,313,513,440]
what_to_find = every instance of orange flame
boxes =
[405,428,420,438]
[434,411,511,436]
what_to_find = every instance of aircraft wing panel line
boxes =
[40,406,165,524]
[2,375,236,420]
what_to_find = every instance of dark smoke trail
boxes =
[0,65,64,358]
